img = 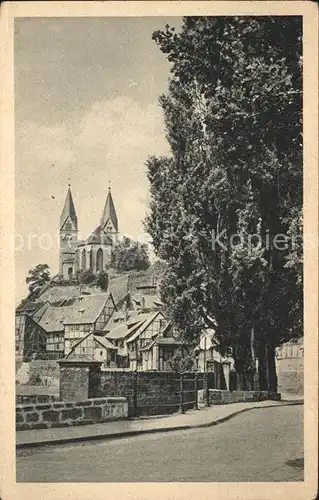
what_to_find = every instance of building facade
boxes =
[59,186,119,279]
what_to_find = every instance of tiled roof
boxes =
[38,284,92,303]
[64,293,109,325]
[38,305,73,332]
[131,293,163,311]
[65,352,95,362]
[126,312,163,344]
[31,301,51,322]
[16,300,47,314]
[102,310,148,333]
[105,319,143,340]
[93,335,117,350]
[108,275,129,305]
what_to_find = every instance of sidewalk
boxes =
[16,396,303,449]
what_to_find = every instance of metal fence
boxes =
[130,372,216,417]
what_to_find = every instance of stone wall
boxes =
[276,357,303,395]
[207,389,281,405]
[277,370,303,395]
[59,364,90,401]
[99,371,215,417]
[16,394,59,405]
[16,360,60,388]
[16,397,128,431]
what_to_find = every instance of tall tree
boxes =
[145,16,302,391]
[26,264,51,300]
[111,237,150,272]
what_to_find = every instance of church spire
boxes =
[60,185,78,230]
[100,186,118,232]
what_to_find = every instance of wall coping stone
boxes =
[17,396,127,411]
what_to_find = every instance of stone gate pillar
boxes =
[58,359,102,402]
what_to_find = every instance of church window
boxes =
[89,249,93,269]
[96,248,104,271]
[82,249,86,269]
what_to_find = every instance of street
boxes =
[16,405,303,482]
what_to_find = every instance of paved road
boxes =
[16,405,303,482]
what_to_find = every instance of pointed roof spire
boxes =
[60,186,78,230]
[100,186,118,232]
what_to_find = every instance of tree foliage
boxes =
[167,349,195,374]
[111,236,151,272]
[76,269,109,290]
[25,264,51,300]
[145,16,302,390]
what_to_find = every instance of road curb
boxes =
[16,400,303,450]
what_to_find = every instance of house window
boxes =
[56,344,60,350]
[119,340,124,348]
[82,347,85,353]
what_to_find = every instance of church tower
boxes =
[100,187,119,243]
[59,185,78,278]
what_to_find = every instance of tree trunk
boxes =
[237,371,244,390]
[257,341,268,391]
[267,344,278,393]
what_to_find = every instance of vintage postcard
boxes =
[0,1,318,499]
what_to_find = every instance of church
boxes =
[59,186,119,279]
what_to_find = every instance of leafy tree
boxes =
[95,270,109,291]
[167,349,195,374]
[145,16,302,391]
[76,268,96,285]
[25,264,51,299]
[112,237,150,272]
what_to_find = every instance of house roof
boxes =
[131,293,163,311]
[38,284,92,303]
[102,311,148,333]
[16,300,47,315]
[60,186,77,230]
[64,293,109,325]
[93,335,117,350]
[105,317,144,340]
[126,311,164,344]
[31,301,51,322]
[64,352,96,362]
[38,305,73,333]
[104,310,126,330]
[108,274,129,306]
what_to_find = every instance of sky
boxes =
[15,17,181,303]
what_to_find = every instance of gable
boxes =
[61,216,77,232]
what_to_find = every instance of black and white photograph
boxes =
[0,2,318,499]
